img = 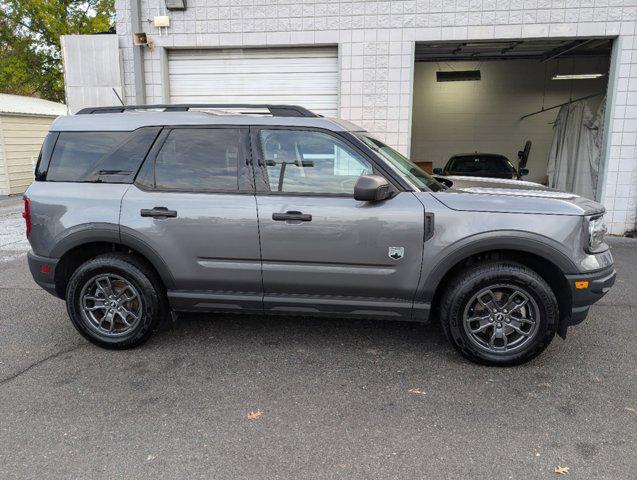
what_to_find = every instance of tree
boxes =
[0,1,114,102]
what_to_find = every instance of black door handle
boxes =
[272,211,312,222]
[140,207,178,218]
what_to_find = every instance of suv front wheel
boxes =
[66,253,167,349]
[440,261,558,366]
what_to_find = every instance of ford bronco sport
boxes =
[24,104,615,365]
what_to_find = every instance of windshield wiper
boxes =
[98,170,132,175]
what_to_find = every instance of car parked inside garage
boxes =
[433,153,529,180]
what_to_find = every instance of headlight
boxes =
[587,215,608,253]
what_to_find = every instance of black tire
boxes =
[440,261,558,366]
[65,253,167,349]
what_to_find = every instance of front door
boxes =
[120,126,262,312]
[252,127,425,319]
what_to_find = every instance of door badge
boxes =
[388,247,404,260]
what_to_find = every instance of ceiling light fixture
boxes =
[552,73,604,80]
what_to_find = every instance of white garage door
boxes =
[168,47,339,117]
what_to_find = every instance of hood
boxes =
[430,175,605,216]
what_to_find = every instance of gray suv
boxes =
[24,104,615,365]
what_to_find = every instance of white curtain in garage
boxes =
[547,97,605,200]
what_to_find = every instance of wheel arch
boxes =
[422,233,575,338]
[51,225,175,298]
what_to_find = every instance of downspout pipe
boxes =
[131,0,146,104]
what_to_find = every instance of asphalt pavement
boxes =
[0,195,635,479]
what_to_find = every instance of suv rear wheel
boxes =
[440,261,558,366]
[66,253,167,349]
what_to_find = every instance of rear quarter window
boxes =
[34,132,59,180]
[45,128,160,183]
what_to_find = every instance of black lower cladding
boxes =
[27,251,60,297]
[566,265,616,325]
[27,248,616,326]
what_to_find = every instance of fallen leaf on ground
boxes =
[554,466,570,475]
[246,409,262,420]
[408,388,426,396]
[625,407,637,414]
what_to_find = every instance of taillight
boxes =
[22,196,31,238]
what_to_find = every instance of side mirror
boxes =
[433,167,443,175]
[354,175,392,202]
[519,168,529,177]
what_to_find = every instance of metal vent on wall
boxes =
[165,0,186,10]
[436,70,481,82]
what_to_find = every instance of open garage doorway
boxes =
[411,38,613,200]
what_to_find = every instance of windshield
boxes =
[357,134,445,192]
[448,155,514,174]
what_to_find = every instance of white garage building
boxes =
[95,1,637,234]
[0,94,67,196]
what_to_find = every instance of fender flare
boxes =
[50,223,176,290]
[419,230,578,302]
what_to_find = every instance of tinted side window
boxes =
[259,129,373,194]
[46,132,128,182]
[35,132,58,180]
[90,127,161,182]
[154,128,242,191]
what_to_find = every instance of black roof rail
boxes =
[75,104,319,118]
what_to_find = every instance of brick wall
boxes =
[116,0,637,234]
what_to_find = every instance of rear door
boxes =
[251,127,425,319]
[120,126,263,312]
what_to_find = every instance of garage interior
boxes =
[411,38,613,200]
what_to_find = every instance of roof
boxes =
[0,93,67,117]
[50,111,365,132]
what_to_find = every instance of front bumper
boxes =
[27,251,60,298]
[565,264,616,325]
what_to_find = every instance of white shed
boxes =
[0,93,67,195]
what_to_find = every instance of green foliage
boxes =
[0,0,115,102]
